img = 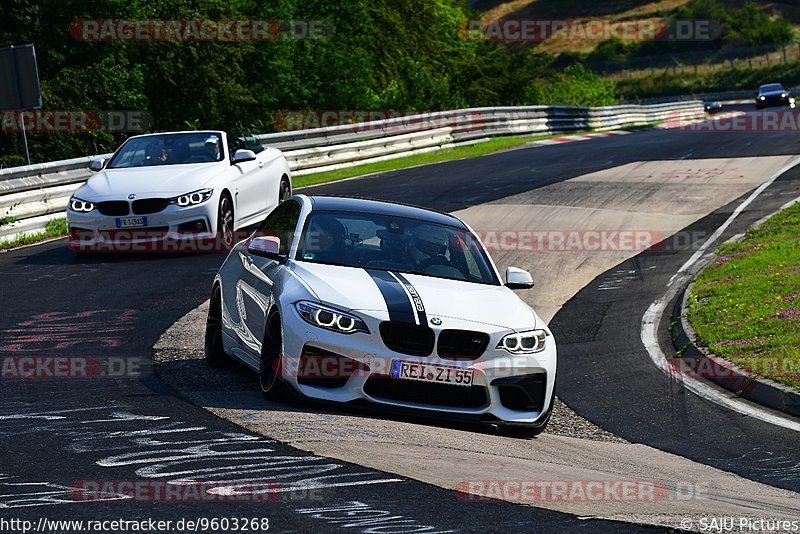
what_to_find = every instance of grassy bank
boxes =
[294,132,558,188]
[687,202,800,390]
[617,61,800,101]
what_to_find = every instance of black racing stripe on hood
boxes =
[365,269,416,324]
[392,272,427,326]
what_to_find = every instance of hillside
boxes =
[474,0,800,55]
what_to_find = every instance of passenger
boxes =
[305,217,347,262]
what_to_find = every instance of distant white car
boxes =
[66,131,291,251]
[205,195,558,436]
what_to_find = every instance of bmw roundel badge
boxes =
[430,317,442,326]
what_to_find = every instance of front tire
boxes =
[217,194,234,250]
[205,285,229,367]
[279,177,291,203]
[259,310,289,401]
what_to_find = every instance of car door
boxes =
[235,199,302,362]
[225,134,262,225]
[251,145,284,218]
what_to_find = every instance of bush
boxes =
[526,64,617,106]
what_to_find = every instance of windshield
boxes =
[107,132,225,169]
[760,84,784,93]
[296,211,500,285]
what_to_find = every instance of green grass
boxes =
[293,133,559,188]
[687,202,800,390]
[0,218,68,251]
[616,60,800,101]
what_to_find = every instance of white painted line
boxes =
[641,156,800,432]
[642,287,800,432]
[671,156,800,285]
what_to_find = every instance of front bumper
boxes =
[756,96,795,108]
[278,308,557,425]
[66,202,219,252]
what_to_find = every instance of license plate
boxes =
[115,216,147,228]
[390,360,474,387]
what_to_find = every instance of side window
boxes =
[257,200,301,255]
[229,136,244,154]
[241,133,265,154]
[231,133,264,154]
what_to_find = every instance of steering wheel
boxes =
[417,255,451,272]
[184,155,214,164]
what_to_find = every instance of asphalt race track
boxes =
[2,104,800,532]
[551,164,800,493]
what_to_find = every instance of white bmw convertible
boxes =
[206,195,557,436]
[66,131,291,251]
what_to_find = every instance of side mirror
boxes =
[232,149,257,164]
[247,236,284,261]
[88,159,105,172]
[505,266,534,290]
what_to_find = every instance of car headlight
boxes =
[782,93,787,98]
[497,330,547,354]
[69,197,95,213]
[295,301,369,334]
[760,96,766,100]
[170,188,213,207]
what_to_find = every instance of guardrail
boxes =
[0,101,703,243]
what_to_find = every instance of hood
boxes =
[760,89,787,97]
[75,163,224,200]
[290,261,537,330]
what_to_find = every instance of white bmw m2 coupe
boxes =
[205,195,557,436]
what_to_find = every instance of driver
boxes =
[413,226,450,270]
[144,143,168,165]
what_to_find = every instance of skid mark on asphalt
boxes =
[27,265,101,283]
[0,310,138,353]
[597,261,653,291]
[707,448,800,483]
